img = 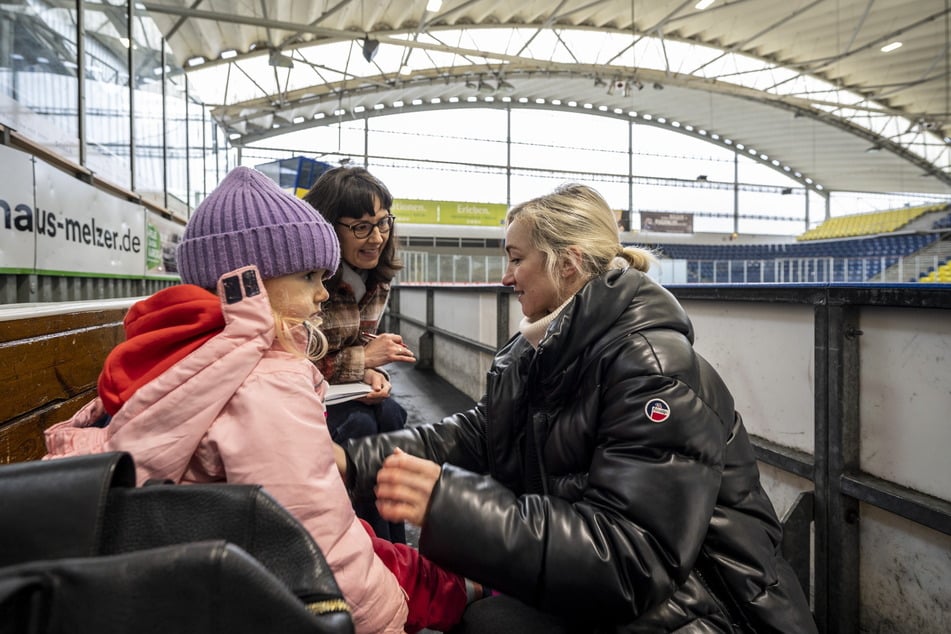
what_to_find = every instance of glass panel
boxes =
[164,44,188,215]
[131,4,165,207]
[0,0,80,162]
[84,0,131,188]
[186,96,205,212]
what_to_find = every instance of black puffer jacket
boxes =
[347,268,816,632]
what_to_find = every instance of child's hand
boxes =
[374,448,440,526]
[333,443,347,479]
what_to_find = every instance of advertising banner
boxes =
[640,211,694,233]
[0,144,37,273]
[145,212,185,279]
[34,161,146,277]
[392,199,507,227]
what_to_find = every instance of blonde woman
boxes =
[342,184,817,632]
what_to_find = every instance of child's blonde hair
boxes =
[272,313,330,362]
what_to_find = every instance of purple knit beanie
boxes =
[177,166,340,289]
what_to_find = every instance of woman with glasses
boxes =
[303,165,415,544]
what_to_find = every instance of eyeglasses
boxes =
[336,214,395,239]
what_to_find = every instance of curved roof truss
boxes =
[143,0,951,196]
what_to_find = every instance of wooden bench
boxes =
[0,299,135,464]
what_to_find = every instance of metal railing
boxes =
[397,250,951,285]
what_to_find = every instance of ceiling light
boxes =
[362,38,380,63]
[220,49,238,59]
[695,0,716,9]
[880,41,902,53]
[292,115,305,123]
[186,56,205,67]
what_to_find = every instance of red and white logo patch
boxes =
[645,398,670,423]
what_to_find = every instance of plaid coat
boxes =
[317,272,391,383]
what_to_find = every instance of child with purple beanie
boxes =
[44,166,478,634]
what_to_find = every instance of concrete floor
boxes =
[387,361,476,428]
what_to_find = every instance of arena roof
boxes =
[141,0,951,196]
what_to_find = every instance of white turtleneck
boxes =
[519,295,576,349]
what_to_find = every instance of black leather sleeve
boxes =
[345,401,490,500]
[418,366,729,622]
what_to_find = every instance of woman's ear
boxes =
[561,246,584,279]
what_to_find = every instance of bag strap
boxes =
[0,452,135,567]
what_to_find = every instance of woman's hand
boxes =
[358,368,391,403]
[364,333,416,367]
[374,448,441,526]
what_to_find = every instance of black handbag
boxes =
[0,452,353,634]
